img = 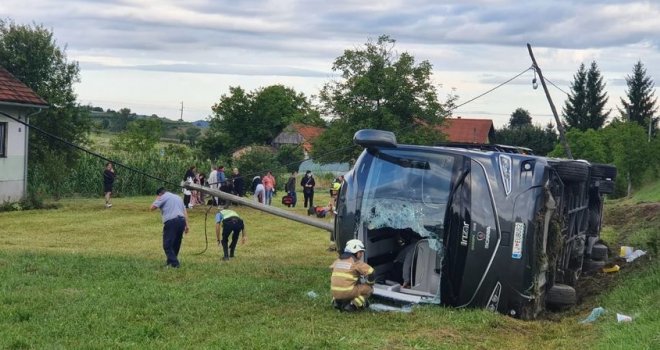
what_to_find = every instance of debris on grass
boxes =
[369,303,413,313]
[602,265,620,273]
[580,307,605,324]
[616,313,633,323]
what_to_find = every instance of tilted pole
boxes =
[184,183,334,232]
[527,43,573,159]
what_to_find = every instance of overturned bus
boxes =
[331,129,616,319]
[187,129,616,319]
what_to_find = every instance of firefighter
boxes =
[330,239,375,312]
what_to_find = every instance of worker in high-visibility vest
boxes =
[330,239,375,311]
[215,208,247,261]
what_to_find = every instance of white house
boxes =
[0,67,48,203]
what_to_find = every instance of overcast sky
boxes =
[2,0,659,127]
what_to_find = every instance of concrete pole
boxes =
[184,183,334,232]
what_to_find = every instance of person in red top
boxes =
[262,171,276,206]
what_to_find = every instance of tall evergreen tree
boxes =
[563,63,587,129]
[619,61,658,136]
[563,62,609,130]
[584,61,610,129]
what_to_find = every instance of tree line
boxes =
[0,19,657,199]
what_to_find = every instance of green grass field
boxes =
[1,190,658,349]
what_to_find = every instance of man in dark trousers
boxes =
[150,187,189,268]
[300,170,315,208]
[215,207,247,261]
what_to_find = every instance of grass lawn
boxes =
[1,191,658,349]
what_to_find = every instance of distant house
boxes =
[438,117,495,144]
[271,123,325,159]
[0,67,48,203]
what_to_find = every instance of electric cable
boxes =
[543,76,570,96]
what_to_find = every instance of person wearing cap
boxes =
[215,207,247,261]
[329,239,375,312]
[150,187,189,268]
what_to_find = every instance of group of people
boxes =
[150,187,248,267]
[182,165,247,208]
[251,170,277,205]
[107,162,375,313]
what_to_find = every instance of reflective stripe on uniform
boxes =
[332,272,358,281]
[353,295,364,307]
[367,267,374,274]
[331,285,355,292]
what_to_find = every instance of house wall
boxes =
[0,107,27,202]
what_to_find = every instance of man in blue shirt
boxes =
[215,208,247,261]
[151,187,189,268]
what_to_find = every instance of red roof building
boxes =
[272,123,325,156]
[0,67,48,107]
[438,117,494,144]
[0,66,48,203]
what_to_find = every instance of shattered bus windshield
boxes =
[361,149,457,240]
[358,148,460,303]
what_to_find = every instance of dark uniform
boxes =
[216,209,245,259]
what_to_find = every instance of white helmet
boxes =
[344,239,365,254]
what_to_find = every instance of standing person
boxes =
[103,162,115,208]
[197,173,207,206]
[252,176,265,204]
[262,171,276,205]
[209,165,218,205]
[150,187,189,268]
[215,207,247,261]
[285,170,298,208]
[183,166,196,209]
[300,170,316,208]
[330,239,375,312]
[217,166,227,187]
[232,168,245,197]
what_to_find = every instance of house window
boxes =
[0,122,7,157]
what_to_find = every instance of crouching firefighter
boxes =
[215,208,247,261]
[330,239,375,312]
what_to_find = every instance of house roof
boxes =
[0,67,48,107]
[439,117,494,143]
[292,124,325,153]
[272,123,326,153]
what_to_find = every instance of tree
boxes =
[0,20,90,169]
[111,118,162,153]
[276,144,305,173]
[584,61,610,129]
[509,108,532,128]
[314,35,449,163]
[619,61,658,137]
[493,123,557,156]
[603,120,653,196]
[204,85,321,157]
[234,147,284,187]
[185,127,201,147]
[563,62,610,131]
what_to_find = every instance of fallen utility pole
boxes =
[527,43,573,159]
[184,182,334,232]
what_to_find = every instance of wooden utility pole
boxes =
[527,43,573,159]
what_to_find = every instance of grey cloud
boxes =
[79,61,331,77]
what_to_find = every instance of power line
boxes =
[544,76,570,96]
[452,67,534,112]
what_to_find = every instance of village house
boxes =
[0,67,48,203]
[438,117,495,144]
